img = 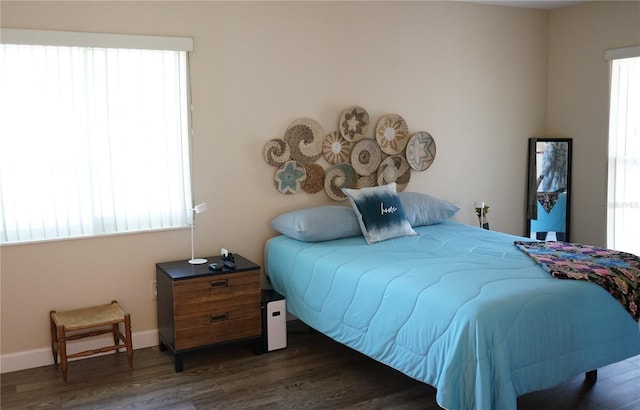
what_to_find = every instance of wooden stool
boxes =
[49,300,133,383]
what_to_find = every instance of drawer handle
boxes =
[209,313,228,323]
[209,280,228,288]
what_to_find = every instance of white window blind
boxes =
[606,50,640,256]
[0,30,194,244]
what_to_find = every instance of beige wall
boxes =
[0,0,578,371]
[547,1,640,247]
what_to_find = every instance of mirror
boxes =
[526,138,572,242]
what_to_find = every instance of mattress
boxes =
[265,221,640,410]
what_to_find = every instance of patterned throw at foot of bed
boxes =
[514,240,639,321]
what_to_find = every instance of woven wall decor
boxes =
[322,131,353,165]
[375,114,409,155]
[377,155,411,191]
[324,163,357,201]
[303,163,325,194]
[356,174,377,189]
[350,138,382,176]
[274,160,307,194]
[262,106,437,200]
[284,118,324,165]
[406,131,436,171]
[339,105,369,141]
[263,138,291,167]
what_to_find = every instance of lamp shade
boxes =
[194,202,208,214]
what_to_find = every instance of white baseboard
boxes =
[0,329,159,374]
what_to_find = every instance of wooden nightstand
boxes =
[156,254,262,372]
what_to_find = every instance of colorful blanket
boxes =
[514,241,639,321]
[537,191,560,213]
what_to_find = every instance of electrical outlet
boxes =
[151,280,157,300]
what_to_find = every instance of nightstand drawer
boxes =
[174,301,260,329]
[173,286,259,312]
[173,271,259,295]
[175,315,261,350]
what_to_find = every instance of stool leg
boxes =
[57,326,69,383]
[124,313,133,370]
[112,323,120,352]
[49,311,58,366]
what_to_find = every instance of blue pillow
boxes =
[398,191,460,227]
[270,206,362,242]
[342,183,417,244]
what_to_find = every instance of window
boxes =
[606,47,640,255]
[0,29,194,244]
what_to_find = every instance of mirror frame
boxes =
[525,137,572,242]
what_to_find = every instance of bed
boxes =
[265,188,640,410]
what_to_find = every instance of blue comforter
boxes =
[266,221,640,410]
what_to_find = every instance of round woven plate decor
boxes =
[324,163,357,201]
[303,163,325,194]
[263,138,291,167]
[339,105,370,142]
[375,114,409,155]
[350,138,382,177]
[406,131,436,171]
[274,160,307,194]
[377,155,411,191]
[322,131,353,165]
[356,174,376,189]
[284,118,324,165]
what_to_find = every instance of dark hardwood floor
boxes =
[2,322,639,409]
